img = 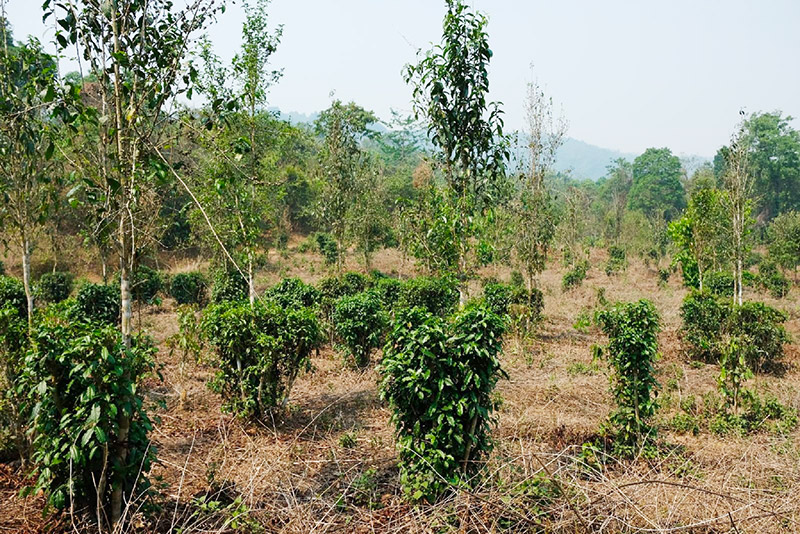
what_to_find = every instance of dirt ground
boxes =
[2,244,800,533]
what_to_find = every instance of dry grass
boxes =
[3,246,800,533]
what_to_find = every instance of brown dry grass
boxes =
[3,246,800,533]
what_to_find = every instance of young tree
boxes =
[0,30,62,327]
[628,147,686,221]
[405,0,508,303]
[603,158,633,243]
[512,80,567,290]
[45,0,221,524]
[768,211,800,278]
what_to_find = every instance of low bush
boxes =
[36,271,73,303]
[758,261,791,298]
[168,271,208,306]
[74,283,120,325]
[379,303,506,502]
[201,299,321,418]
[595,300,660,453]
[332,291,387,367]
[131,265,163,304]
[702,270,734,297]
[0,260,4,275]
[373,277,403,311]
[265,277,320,309]
[23,313,157,524]
[604,246,627,276]
[562,261,589,291]
[0,275,27,319]
[397,276,459,317]
[0,303,28,461]
[314,232,339,265]
[211,269,248,304]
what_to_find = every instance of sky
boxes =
[4,0,799,158]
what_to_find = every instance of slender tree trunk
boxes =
[21,235,34,329]
[248,257,256,307]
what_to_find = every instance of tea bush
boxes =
[36,271,73,303]
[75,283,120,325]
[483,282,513,316]
[679,290,726,362]
[211,269,248,303]
[379,303,506,501]
[22,313,157,521]
[373,276,403,311]
[604,246,627,275]
[562,261,589,291]
[314,232,339,265]
[168,271,209,306]
[758,261,791,298]
[595,300,660,453]
[0,275,27,319]
[0,303,28,461]
[397,276,459,317]
[201,300,321,418]
[131,265,163,304]
[332,291,387,367]
[702,270,734,297]
[265,277,320,309]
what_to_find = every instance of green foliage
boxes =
[211,269,248,304]
[482,282,514,316]
[201,299,320,418]
[332,291,387,368]
[314,232,339,265]
[702,270,734,296]
[0,275,27,319]
[36,272,73,303]
[717,336,753,415]
[379,303,507,501]
[22,314,158,516]
[604,246,627,276]
[168,271,209,306]
[768,211,800,271]
[373,276,404,311]
[0,261,4,275]
[562,260,589,291]
[75,283,120,325]
[680,291,789,372]
[131,265,163,304]
[397,276,459,317]
[758,261,791,298]
[265,277,320,309]
[595,300,661,452]
[0,303,28,460]
[627,147,686,221]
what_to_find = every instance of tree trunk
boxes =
[21,235,34,329]
[248,258,256,307]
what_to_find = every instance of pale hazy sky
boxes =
[4,0,799,157]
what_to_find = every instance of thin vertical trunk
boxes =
[248,258,256,307]
[21,235,34,329]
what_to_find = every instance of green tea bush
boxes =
[332,291,387,367]
[595,300,660,453]
[379,303,506,502]
[758,261,791,298]
[131,265,163,304]
[201,300,320,418]
[23,313,157,521]
[702,270,734,297]
[0,275,27,319]
[680,291,789,372]
[314,232,339,265]
[604,246,627,276]
[211,269,248,304]
[75,283,120,325]
[483,282,513,316]
[265,277,321,309]
[0,303,28,461]
[168,271,208,306]
[36,271,73,303]
[373,277,403,311]
[509,270,524,288]
[397,276,459,317]
[562,260,589,291]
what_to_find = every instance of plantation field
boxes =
[3,244,799,533]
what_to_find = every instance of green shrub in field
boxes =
[168,271,208,306]
[680,290,789,372]
[211,269,248,304]
[482,282,544,333]
[131,265,163,304]
[758,261,791,298]
[314,232,339,265]
[379,303,506,502]
[373,277,403,311]
[201,299,321,418]
[0,303,28,461]
[604,246,627,275]
[22,312,157,521]
[562,260,589,291]
[36,272,73,303]
[702,270,734,296]
[75,283,120,325]
[510,270,524,288]
[483,282,513,316]
[0,275,27,319]
[332,291,387,367]
[595,300,660,453]
[318,272,370,335]
[265,277,320,309]
[397,276,459,317]
[0,260,4,275]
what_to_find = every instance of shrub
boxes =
[702,270,734,297]
[595,300,660,452]
[341,271,368,295]
[315,232,339,265]
[211,269,248,304]
[680,291,789,372]
[758,261,791,298]
[0,303,28,461]
[562,261,589,291]
[509,270,525,288]
[604,246,627,276]
[201,300,320,418]
[373,277,403,311]
[332,291,387,367]
[265,277,320,309]
[23,313,157,522]
[0,275,27,319]
[36,271,73,303]
[0,260,4,275]
[397,276,459,317]
[483,282,513,316]
[75,283,120,325]
[658,268,671,285]
[131,265,163,304]
[379,303,506,501]
[168,271,208,306]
